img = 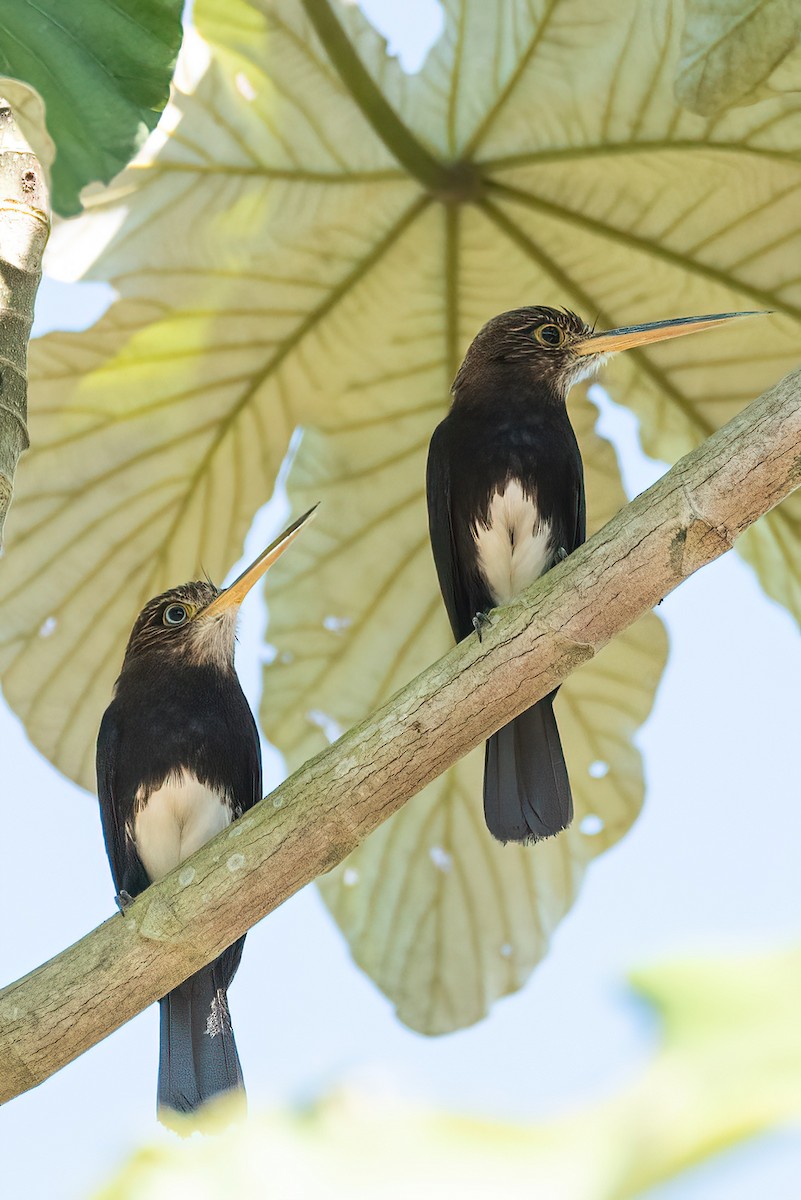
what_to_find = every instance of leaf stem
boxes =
[299,0,451,194]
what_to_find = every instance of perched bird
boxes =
[427,306,762,844]
[96,507,316,1128]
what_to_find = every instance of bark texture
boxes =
[0,97,49,544]
[1,366,799,1103]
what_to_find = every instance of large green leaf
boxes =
[0,0,798,1029]
[0,0,184,215]
[95,951,801,1200]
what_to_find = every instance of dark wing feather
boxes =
[426,419,475,641]
[245,705,262,812]
[573,455,586,551]
[96,703,148,897]
[230,698,262,818]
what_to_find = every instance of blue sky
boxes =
[1,3,800,1196]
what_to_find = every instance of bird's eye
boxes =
[534,323,565,347]
[163,603,189,627]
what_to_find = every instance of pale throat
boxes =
[182,610,238,667]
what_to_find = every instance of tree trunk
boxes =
[0,96,49,545]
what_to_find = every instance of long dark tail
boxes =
[484,696,573,843]
[157,938,246,1129]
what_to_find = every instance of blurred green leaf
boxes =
[94,951,801,1200]
[676,0,801,116]
[0,0,798,1031]
[0,0,183,214]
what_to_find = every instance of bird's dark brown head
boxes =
[452,307,597,403]
[121,580,237,672]
[114,506,319,684]
[452,304,769,406]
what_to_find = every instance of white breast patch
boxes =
[473,479,554,606]
[133,769,232,883]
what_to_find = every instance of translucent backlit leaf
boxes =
[676,0,801,116]
[0,0,798,1029]
[269,381,665,1033]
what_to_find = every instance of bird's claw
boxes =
[555,546,569,562]
[115,890,134,915]
[472,610,493,642]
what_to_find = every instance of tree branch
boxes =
[2,366,800,1103]
[0,96,49,544]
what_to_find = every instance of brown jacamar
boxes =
[96,507,316,1127]
[426,307,764,843]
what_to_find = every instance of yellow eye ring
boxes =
[533,323,565,348]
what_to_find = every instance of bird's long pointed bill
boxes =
[572,310,769,356]
[202,505,318,617]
